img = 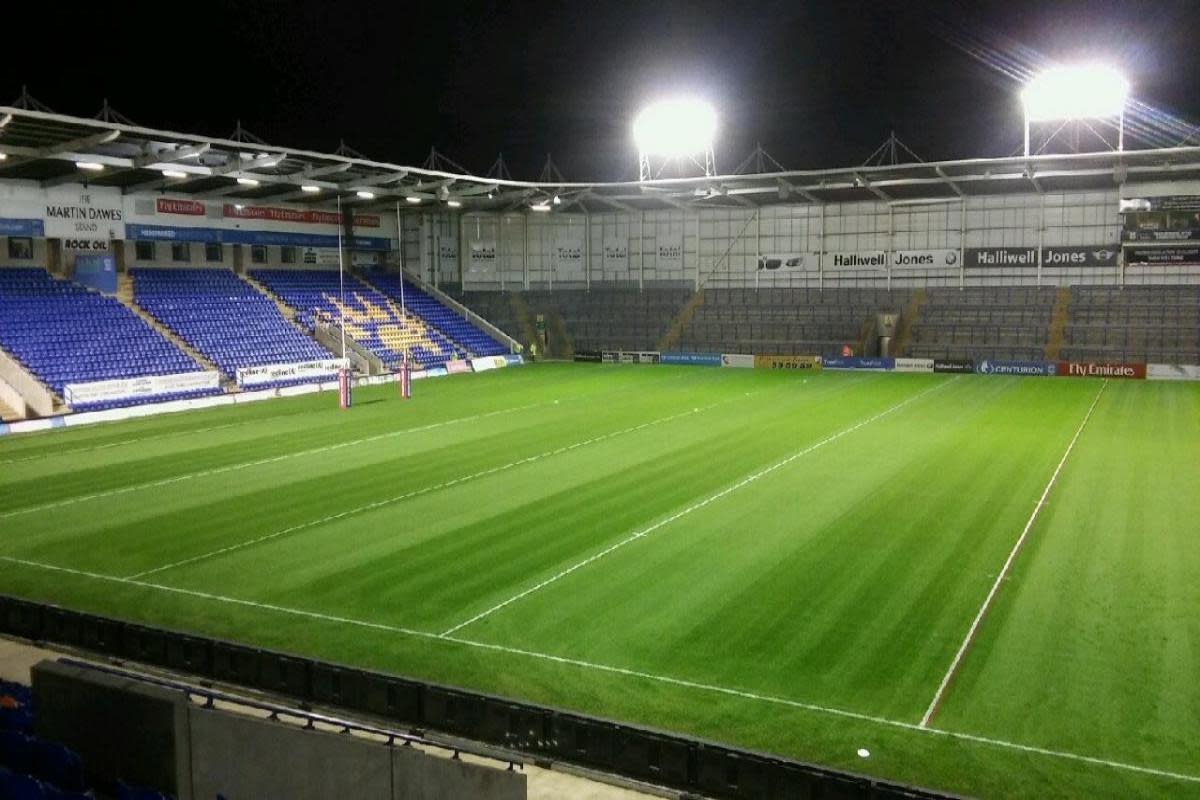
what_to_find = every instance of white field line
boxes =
[919,379,1109,728]
[1,553,1196,787]
[126,401,727,580]
[0,421,250,466]
[441,377,958,637]
[0,402,544,520]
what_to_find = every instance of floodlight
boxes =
[1020,64,1128,155]
[356,190,376,199]
[405,195,422,204]
[76,161,105,172]
[1021,64,1128,122]
[0,153,9,161]
[161,170,188,179]
[552,194,561,205]
[301,184,321,193]
[236,177,259,186]
[233,204,245,210]
[633,98,717,158]
[446,199,462,208]
[531,201,551,212]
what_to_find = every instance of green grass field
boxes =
[2,363,1198,798]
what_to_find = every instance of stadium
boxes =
[1,9,1199,799]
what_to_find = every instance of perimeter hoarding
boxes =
[1056,362,1146,379]
[753,355,821,370]
[820,357,893,371]
[933,359,974,374]
[660,353,721,366]
[975,359,1056,376]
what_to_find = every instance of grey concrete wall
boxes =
[188,706,393,800]
[393,745,527,800]
[30,661,192,799]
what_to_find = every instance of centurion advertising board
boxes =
[975,359,1056,376]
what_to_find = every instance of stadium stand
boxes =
[250,269,463,368]
[131,268,334,385]
[1060,285,1200,365]
[455,289,693,354]
[677,288,906,357]
[0,268,220,411]
[365,273,509,357]
[907,287,1058,362]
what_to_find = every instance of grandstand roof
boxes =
[4,105,1200,214]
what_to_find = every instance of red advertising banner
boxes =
[223,205,380,228]
[156,198,206,216]
[1056,362,1147,379]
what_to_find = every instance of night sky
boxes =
[3,0,1198,180]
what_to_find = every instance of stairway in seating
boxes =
[890,289,928,357]
[1044,286,1071,360]
[115,274,222,378]
[508,292,539,352]
[656,290,706,352]
[242,273,300,322]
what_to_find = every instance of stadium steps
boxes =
[856,317,874,355]
[891,289,928,357]
[242,273,300,323]
[115,274,228,386]
[1044,286,1071,360]
[0,395,20,422]
[508,292,539,353]
[657,290,706,352]
[0,346,63,417]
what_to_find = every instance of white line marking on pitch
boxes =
[441,377,958,637]
[2,551,1196,787]
[0,421,251,466]
[0,402,544,520]
[126,401,727,580]
[919,379,1109,728]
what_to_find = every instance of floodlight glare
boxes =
[76,161,105,172]
[236,177,259,186]
[161,169,188,179]
[356,190,376,199]
[1021,64,1128,122]
[633,98,717,158]
[446,199,462,208]
[405,195,422,204]
[301,184,321,193]
[0,153,8,161]
[531,201,551,212]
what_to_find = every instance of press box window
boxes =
[135,241,156,261]
[280,246,297,264]
[251,245,268,264]
[7,237,33,260]
[205,242,222,262]
[171,242,191,262]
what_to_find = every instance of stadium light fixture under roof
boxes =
[236,177,259,186]
[405,195,422,204]
[75,161,104,172]
[356,190,376,199]
[1021,64,1128,155]
[161,169,188,179]
[634,97,717,181]
[300,184,321,193]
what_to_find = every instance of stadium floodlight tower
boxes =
[1020,64,1129,156]
[633,98,717,181]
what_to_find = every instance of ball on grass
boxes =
[857,748,870,758]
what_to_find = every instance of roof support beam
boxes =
[853,171,891,202]
[934,166,965,197]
